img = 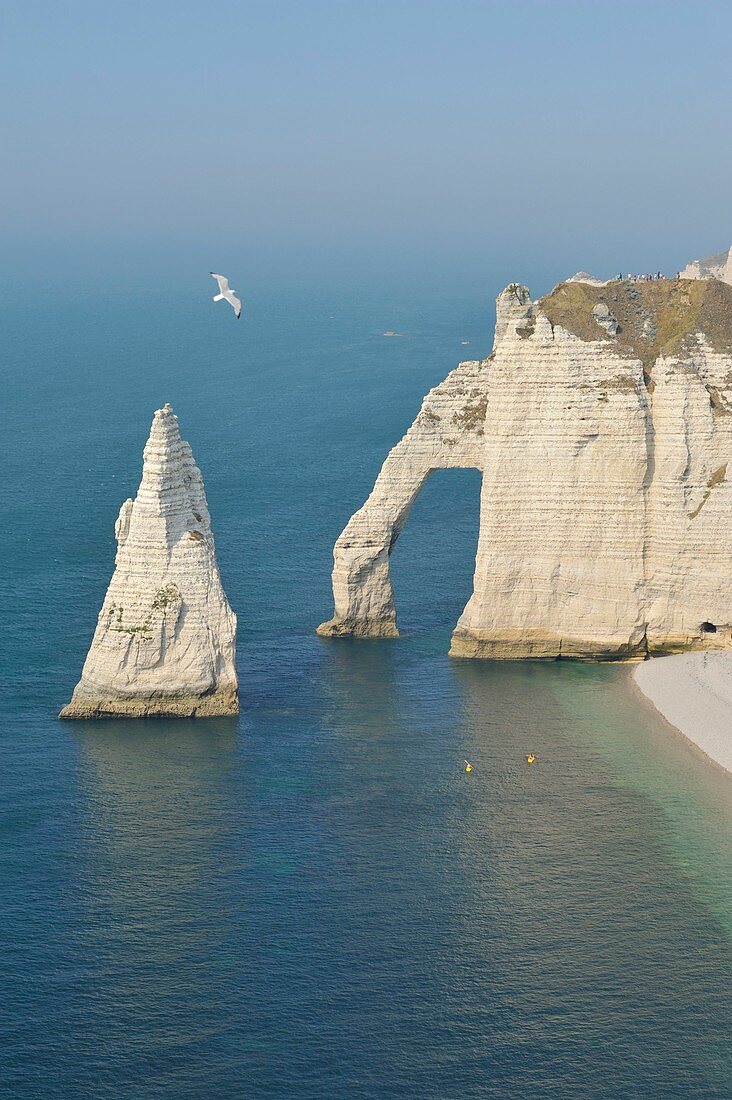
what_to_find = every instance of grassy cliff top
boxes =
[539,277,732,365]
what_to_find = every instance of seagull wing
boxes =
[226,291,242,318]
[210,272,242,317]
[210,272,230,294]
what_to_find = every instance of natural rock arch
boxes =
[317,358,488,638]
[319,275,732,660]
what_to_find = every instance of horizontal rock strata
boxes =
[61,405,238,717]
[320,271,732,660]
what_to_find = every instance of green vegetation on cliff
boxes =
[540,278,732,372]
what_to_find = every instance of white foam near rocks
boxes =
[60,405,238,718]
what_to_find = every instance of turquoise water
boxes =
[1,276,731,1097]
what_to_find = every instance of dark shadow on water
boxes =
[70,717,240,925]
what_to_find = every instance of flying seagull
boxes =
[210,272,242,318]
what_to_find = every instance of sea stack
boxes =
[319,260,732,660]
[60,405,238,717]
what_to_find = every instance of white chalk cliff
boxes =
[680,245,732,284]
[61,405,238,717]
[319,272,732,660]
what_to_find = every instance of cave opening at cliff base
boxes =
[701,622,717,634]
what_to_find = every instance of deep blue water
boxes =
[1,275,731,1098]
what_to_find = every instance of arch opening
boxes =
[388,467,482,635]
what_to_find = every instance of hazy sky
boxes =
[3,0,732,283]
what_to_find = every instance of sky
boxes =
[2,0,732,285]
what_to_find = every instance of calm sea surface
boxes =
[1,275,730,1097]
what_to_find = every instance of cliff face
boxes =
[61,405,238,717]
[319,275,732,660]
[680,245,732,284]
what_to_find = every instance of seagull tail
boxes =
[213,294,224,302]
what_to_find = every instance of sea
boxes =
[1,271,731,1098]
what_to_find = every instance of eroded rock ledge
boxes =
[61,405,238,717]
[319,268,732,661]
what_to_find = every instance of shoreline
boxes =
[633,653,732,776]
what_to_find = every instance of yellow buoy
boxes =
[464,760,473,773]
[525,754,536,765]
